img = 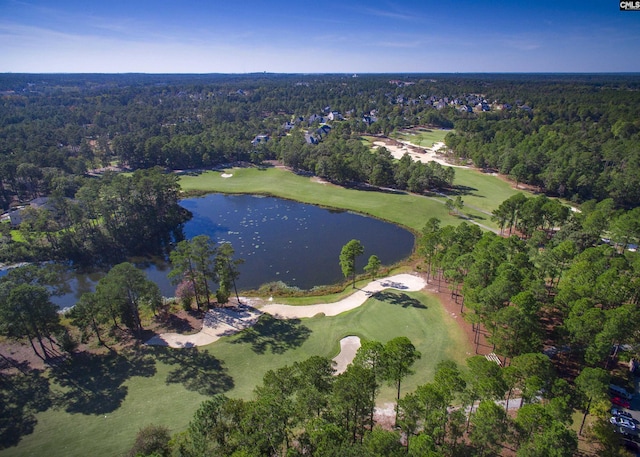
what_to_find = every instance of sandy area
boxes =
[146,274,426,348]
[260,274,426,318]
[146,304,261,348]
[332,336,361,374]
[373,139,469,169]
[221,173,233,178]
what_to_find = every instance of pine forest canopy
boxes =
[0,72,639,213]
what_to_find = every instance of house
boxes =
[6,197,52,227]
[304,132,318,144]
[308,114,325,124]
[327,111,343,121]
[363,114,379,125]
[251,134,270,146]
[316,125,331,138]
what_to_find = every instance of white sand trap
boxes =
[146,274,425,348]
[146,305,261,348]
[373,140,468,168]
[221,173,233,178]
[261,274,426,319]
[333,336,361,375]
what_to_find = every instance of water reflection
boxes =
[38,194,415,308]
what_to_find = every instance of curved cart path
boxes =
[146,273,426,348]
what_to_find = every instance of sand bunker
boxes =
[332,336,361,374]
[261,274,426,319]
[221,173,233,178]
[146,274,426,348]
[373,140,468,168]
[146,304,261,348]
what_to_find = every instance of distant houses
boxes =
[251,134,270,146]
[2,197,52,227]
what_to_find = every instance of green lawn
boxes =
[391,128,451,148]
[443,167,534,215]
[5,290,471,457]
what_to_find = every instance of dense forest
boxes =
[1,73,639,213]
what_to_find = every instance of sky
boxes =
[0,0,639,73]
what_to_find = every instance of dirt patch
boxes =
[423,271,491,358]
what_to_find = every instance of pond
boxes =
[35,193,415,308]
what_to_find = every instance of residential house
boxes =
[251,134,270,146]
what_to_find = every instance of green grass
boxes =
[391,128,451,148]
[449,168,533,214]
[179,167,498,231]
[4,290,470,457]
[210,289,471,401]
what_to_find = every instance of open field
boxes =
[4,289,471,457]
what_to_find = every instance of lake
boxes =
[29,193,415,308]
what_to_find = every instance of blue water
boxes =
[5,194,415,308]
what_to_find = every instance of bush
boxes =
[127,424,171,457]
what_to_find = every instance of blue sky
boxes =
[0,0,638,73]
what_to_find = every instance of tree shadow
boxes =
[49,349,156,415]
[447,184,480,196]
[373,291,427,309]
[152,346,234,396]
[152,311,200,334]
[0,359,52,449]
[231,314,312,354]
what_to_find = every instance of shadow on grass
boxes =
[447,184,480,196]
[373,291,427,309]
[49,349,156,415]
[152,347,234,396]
[231,314,312,354]
[0,358,52,449]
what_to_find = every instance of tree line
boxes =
[2,73,638,211]
[0,167,188,265]
[130,347,584,457]
[0,234,241,358]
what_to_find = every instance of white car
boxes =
[611,416,637,430]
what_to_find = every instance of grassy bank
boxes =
[179,167,500,232]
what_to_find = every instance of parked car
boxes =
[612,396,632,409]
[611,416,636,430]
[609,384,633,400]
[612,407,634,420]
